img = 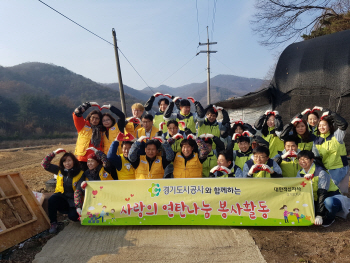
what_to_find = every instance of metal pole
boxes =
[112,28,126,114]
[206,26,210,105]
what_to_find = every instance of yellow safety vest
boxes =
[135,155,164,179]
[173,153,202,178]
[153,113,168,133]
[262,127,284,158]
[197,119,221,149]
[202,151,217,177]
[176,113,196,134]
[118,155,136,180]
[103,123,121,154]
[137,127,159,141]
[55,170,84,193]
[235,150,253,170]
[125,120,141,139]
[74,125,93,157]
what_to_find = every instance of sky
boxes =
[0,1,291,90]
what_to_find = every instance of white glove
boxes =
[206,134,214,138]
[178,121,186,128]
[81,181,87,190]
[89,102,101,110]
[100,104,111,110]
[138,136,149,142]
[187,134,197,140]
[272,110,279,116]
[76,208,82,216]
[152,136,164,143]
[281,151,291,159]
[262,164,273,174]
[248,164,258,175]
[210,165,221,174]
[301,108,311,115]
[242,131,253,137]
[154,92,163,97]
[291,118,302,125]
[199,134,207,139]
[173,96,181,102]
[159,122,166,131]
[53,148,66,155]
[264,110,272,115]
[304,174,314,180]
[321,111,329,118]
[314,215,323,225]
[87,147,98,153]
[313,106,323,111]
[173,133,184,140]
[232,133,241,140]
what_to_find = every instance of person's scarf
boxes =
[91,124,103,148]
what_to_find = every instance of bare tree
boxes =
[251,0,349,48]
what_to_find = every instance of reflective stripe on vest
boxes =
[173,153,202,178]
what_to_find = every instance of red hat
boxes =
[87,153,99,162]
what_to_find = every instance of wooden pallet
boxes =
[0,173,50,252]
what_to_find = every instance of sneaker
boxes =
[322,218,335,227]
[49,222,58,234]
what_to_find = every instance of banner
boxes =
[81,178,315,226]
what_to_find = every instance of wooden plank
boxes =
[0,194,22,201]
[0,173,50,252]
[0,218,7,231]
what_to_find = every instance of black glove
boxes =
[74,102,91,117]
[184,128,192,136]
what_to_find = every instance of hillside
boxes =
[105,74,263,106]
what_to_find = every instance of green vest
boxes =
[202,151,217,177]
[278,151,300,177]
[235,149,253,170]
[246,159,274,178]
[299,164,339,201]
[262,127,285,158]
[197,119,221,150]
[314,132,348,170]
[176,113,196,134]
[153,112,167,133]
[165,133,183,153]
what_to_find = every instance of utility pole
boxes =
[112,28,126,114]
[196,26,217,105]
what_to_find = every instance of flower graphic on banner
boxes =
[148,183,161,197]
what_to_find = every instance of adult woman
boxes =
[41,149,83,234]
[314,110,348,186]
[229,121,256,151]
[173,136,210,178]
[73,102,104,171]
[280,118,315,151]
[254,111,284,158]
[299,106,322,135]
[100,104,126,155]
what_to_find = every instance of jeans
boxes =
[324,196,343,219]
[48,193,79,223]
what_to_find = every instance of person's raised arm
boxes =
[41,148,66,174]
[102,104,126,132]
[107,140,122,171]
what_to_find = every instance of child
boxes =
[164,97,205,134]
[74,148,114,215]
[107,136,135,180]
[128,136,174,179]
[173,135,210,178]
[293,208,300,223]
[209,151,243,178]
[254,110,284,158]
[200,134,225,177]
[137,114,159,142]
[280,205,289,223]
[232,135,254,171]
[273,136,301,177]
[243,146,282,178]
[297,150,349,227]
[41,149,83,234]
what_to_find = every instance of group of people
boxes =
[41,92,350,232]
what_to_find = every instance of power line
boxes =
[38,0,114,46]
[38,0,155,93]
[157,55,197,87]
